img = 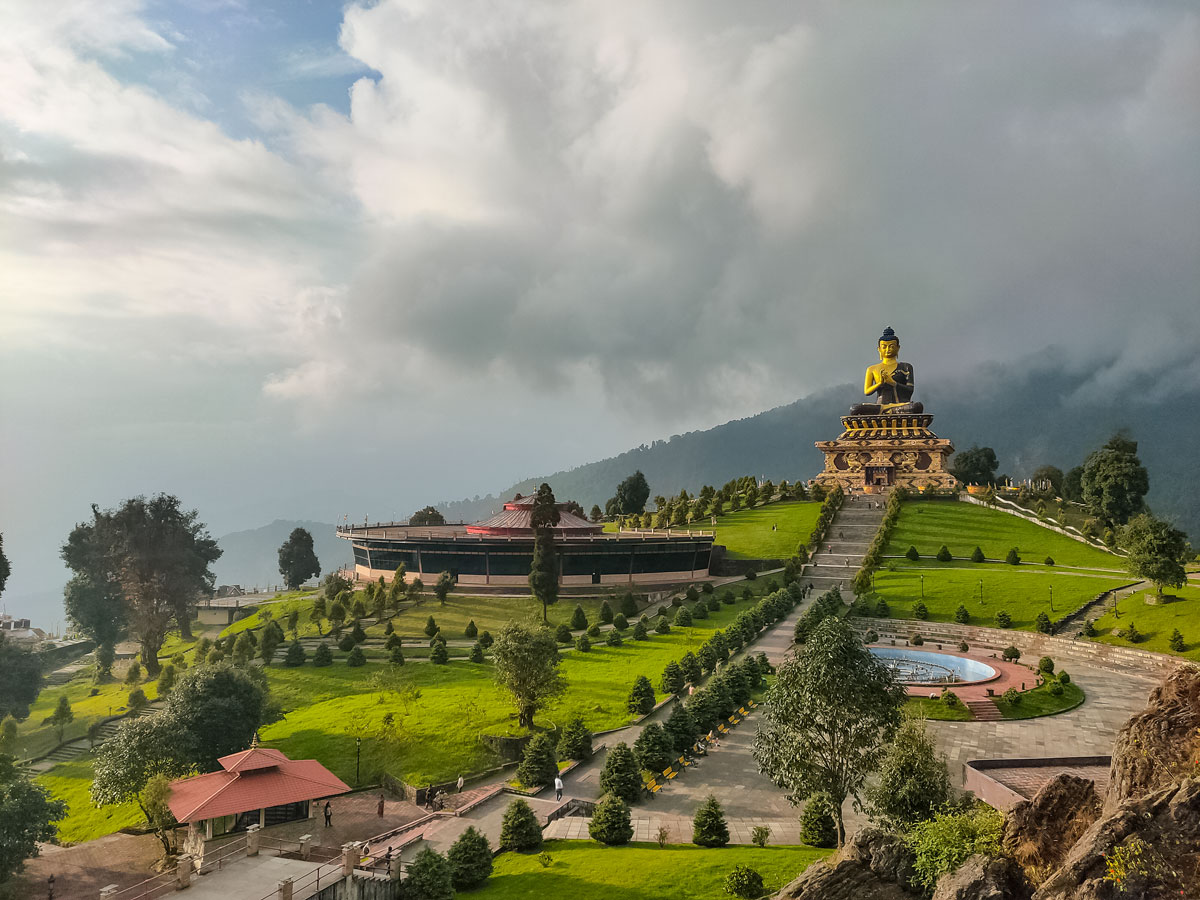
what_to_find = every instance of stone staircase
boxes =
[31,702,164,771]
[964,698,1003,721]
[800,496,886,603]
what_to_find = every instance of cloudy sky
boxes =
[2,1,1198,626]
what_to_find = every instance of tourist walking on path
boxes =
[457,774,464,793]
[554,776,564,802]
[324,801,332,827]
[377,794,385,817]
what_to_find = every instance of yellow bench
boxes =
[643,778,662,795]
[717,723,731,735]
[737,706,749,717]
[662,766,678,782]
[678,755,696,769]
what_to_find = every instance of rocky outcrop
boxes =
[1105,664,1200,812]
[1033,777,1200,900]
[1003,774,1101,872]
[776,828,919,900]
[931,854,1032,900]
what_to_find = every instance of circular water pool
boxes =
[869,647,997,686]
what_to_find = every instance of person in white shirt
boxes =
[554,775,564,801]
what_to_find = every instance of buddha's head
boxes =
[877,326,899,361]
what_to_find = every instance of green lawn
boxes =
[16,670,160,761]
[474,841,831,899]
[604,500,821,561]
[37,755,145,845]
[1090,584,1200,661]
[993,681,1085,719]
[872,566,1133,631]
[904,697,974,721]
[885,501,1124,569]
[260,590,771,786]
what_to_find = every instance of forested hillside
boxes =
[436,358,1200,540]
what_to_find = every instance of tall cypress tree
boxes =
[528,483,562,623]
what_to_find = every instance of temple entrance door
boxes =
[591,571,601,585]
[865,466,894,487]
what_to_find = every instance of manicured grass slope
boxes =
[994,681,1085,719]
[477,841,831,899]
[875,501,1131,630]
[884,501,1122,569]
[604,500,822,560]
[37,756,144,845]
[17,672,159,760]
[1091,584,1200,661]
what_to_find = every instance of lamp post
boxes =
[355,737,362,786]
[979,579,984,605]
[919,574,924,599]
[1049,584,1054,612]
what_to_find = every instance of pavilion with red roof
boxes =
[169,746,349,843]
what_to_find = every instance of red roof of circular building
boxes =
[466,497,602,536]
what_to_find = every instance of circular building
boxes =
[339,497,713,587]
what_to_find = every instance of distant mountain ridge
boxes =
[214,519,353,591]
[436,358,1199,541]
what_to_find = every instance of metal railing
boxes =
[103,870,176,900]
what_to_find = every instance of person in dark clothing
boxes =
[323,801,332,827]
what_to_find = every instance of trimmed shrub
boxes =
[499,798,543,852]
[1044,556,1055,566]
[405,847,453,900]
[906,546,920,561]
[654,619,671,634]
[1083,619,1097,637]
[613,613,628,631]
[751,825,770,848]
[936,545,952,562]
[707,594,722,612]
[587,623,602,638]
[1058,671,1071,685]
[875,597,891,617]
[1169,629,1186,652]
[555,624,573,643]
[469,642,485,663]
[386,632,403,650]
[661,661,684,695]
[721,590,736,605]
[1038,656,1055,675]
[479,630,494,649]
[995,610,1012,629]
[571,605,589,630]
[516,732,558,788]
[606,630,622,647]
[692,602,709,620]
[347,646,366,667]
[970,546,985,563]
[465,619,478,639]
[1035,611,1053,634]
[620,592,639,617]
[447,826,492,890]
[599,600,614,625]
[351,621,367,644]
[954,605,970,624]
[864,629,879,644]
[910,634,925,646]
[390,646,405,666]
[800,793,837,848]
[632,722,675,773]
[674,606,693,627]
[1048,682,1065,697]
[725,865,765,899]
[313,643,333,667]
[913,601,929,620]
[627,675,656,716]
[958,641,969,652]
[575,635,591,652]
[557,716,593,761]
[430,642,449,664]
[1002,646,1021,661]
[424,616,438,637]
[337,634,356,653]
[632,621,649,641]
[692,795,729,847]
[589,793,633,845]
[1002,687,1021,705]
[599,742,642,804]
[1005,548,1021,565]
[941,690,961,708]
[284,640,307,667]
[1123,622,1142,643]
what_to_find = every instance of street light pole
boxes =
[919,574,924,599]
[1049,584,1054,612]
[356,737,362,786]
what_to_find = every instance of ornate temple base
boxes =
[814,413,956,493]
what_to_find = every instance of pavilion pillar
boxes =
[341,843,357,877]
[299,834,312,860]
[276,878,293,900]
[247,823,262,856]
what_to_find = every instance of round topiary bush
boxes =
[1002,646,1021,661]
[655,619,671,634]
[1058,670,1071,685]
[612,613,628,631]
[575,635,591,652]
[587,623,602,638]
[1002,687,1021,705]
[469,642,485,663]
[337,634,356,653]
[588,793,633,845]
[1048,682,1064,697]
[864,629,879,644]
[692,602,709,620]
[725,865,765,899]
[606,629,623,647]
[499,798,543,852]
[910,634,924,646]
[346,646,366,667]
[958,641,969,652]
[555,623,572,643]
[1038,656,1055,675]
[941,690,960,708]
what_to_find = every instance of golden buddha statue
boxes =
[850,326,924,415]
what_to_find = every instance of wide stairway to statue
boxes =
[800,495,885,604]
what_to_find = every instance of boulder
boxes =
[1003,774,1101,871]
[931,855,1032,900]
[1033,777,1200,900]
[776,828,919,900]
[1105,664,1200,812]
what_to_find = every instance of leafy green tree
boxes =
[63,575,125,672]
[589,504,603,523]
[491,622,564,729]
[141,773,179,857]
[752,616,905,846]
[589,793,633,845]
[409,506,447,526]
[1063,465,1085,502]
[799,793,838,848]
[499,798,542,852]
[557,716,593,760]
[48,695,74,744]
[167,665,268,770]
[62,494,221,665]
[949,446,999,486]
[632,722,675,773]
[0,716,18,756]
[660,661,684,695]
[1031,465,1064,497]
[865,718,952,830]
[0,535,6,598]
[1122,514,1191,596]
[598,600,614,625]
[157,663,178,696]
[277,527,321,591]
[516,732,558,788]
[614,471,651,514]
[1080,433,1149,525]
[627,675,656,716]
[599,742,642,803]
[92,712,192,822]
[434,571,454,605]
[447,825,492,890]
[725,864,765,899]
[405,846,454,900]
[692,795,729,847]
[0,757,67,882]
[310,594,327,635]
[0,634,43,720]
